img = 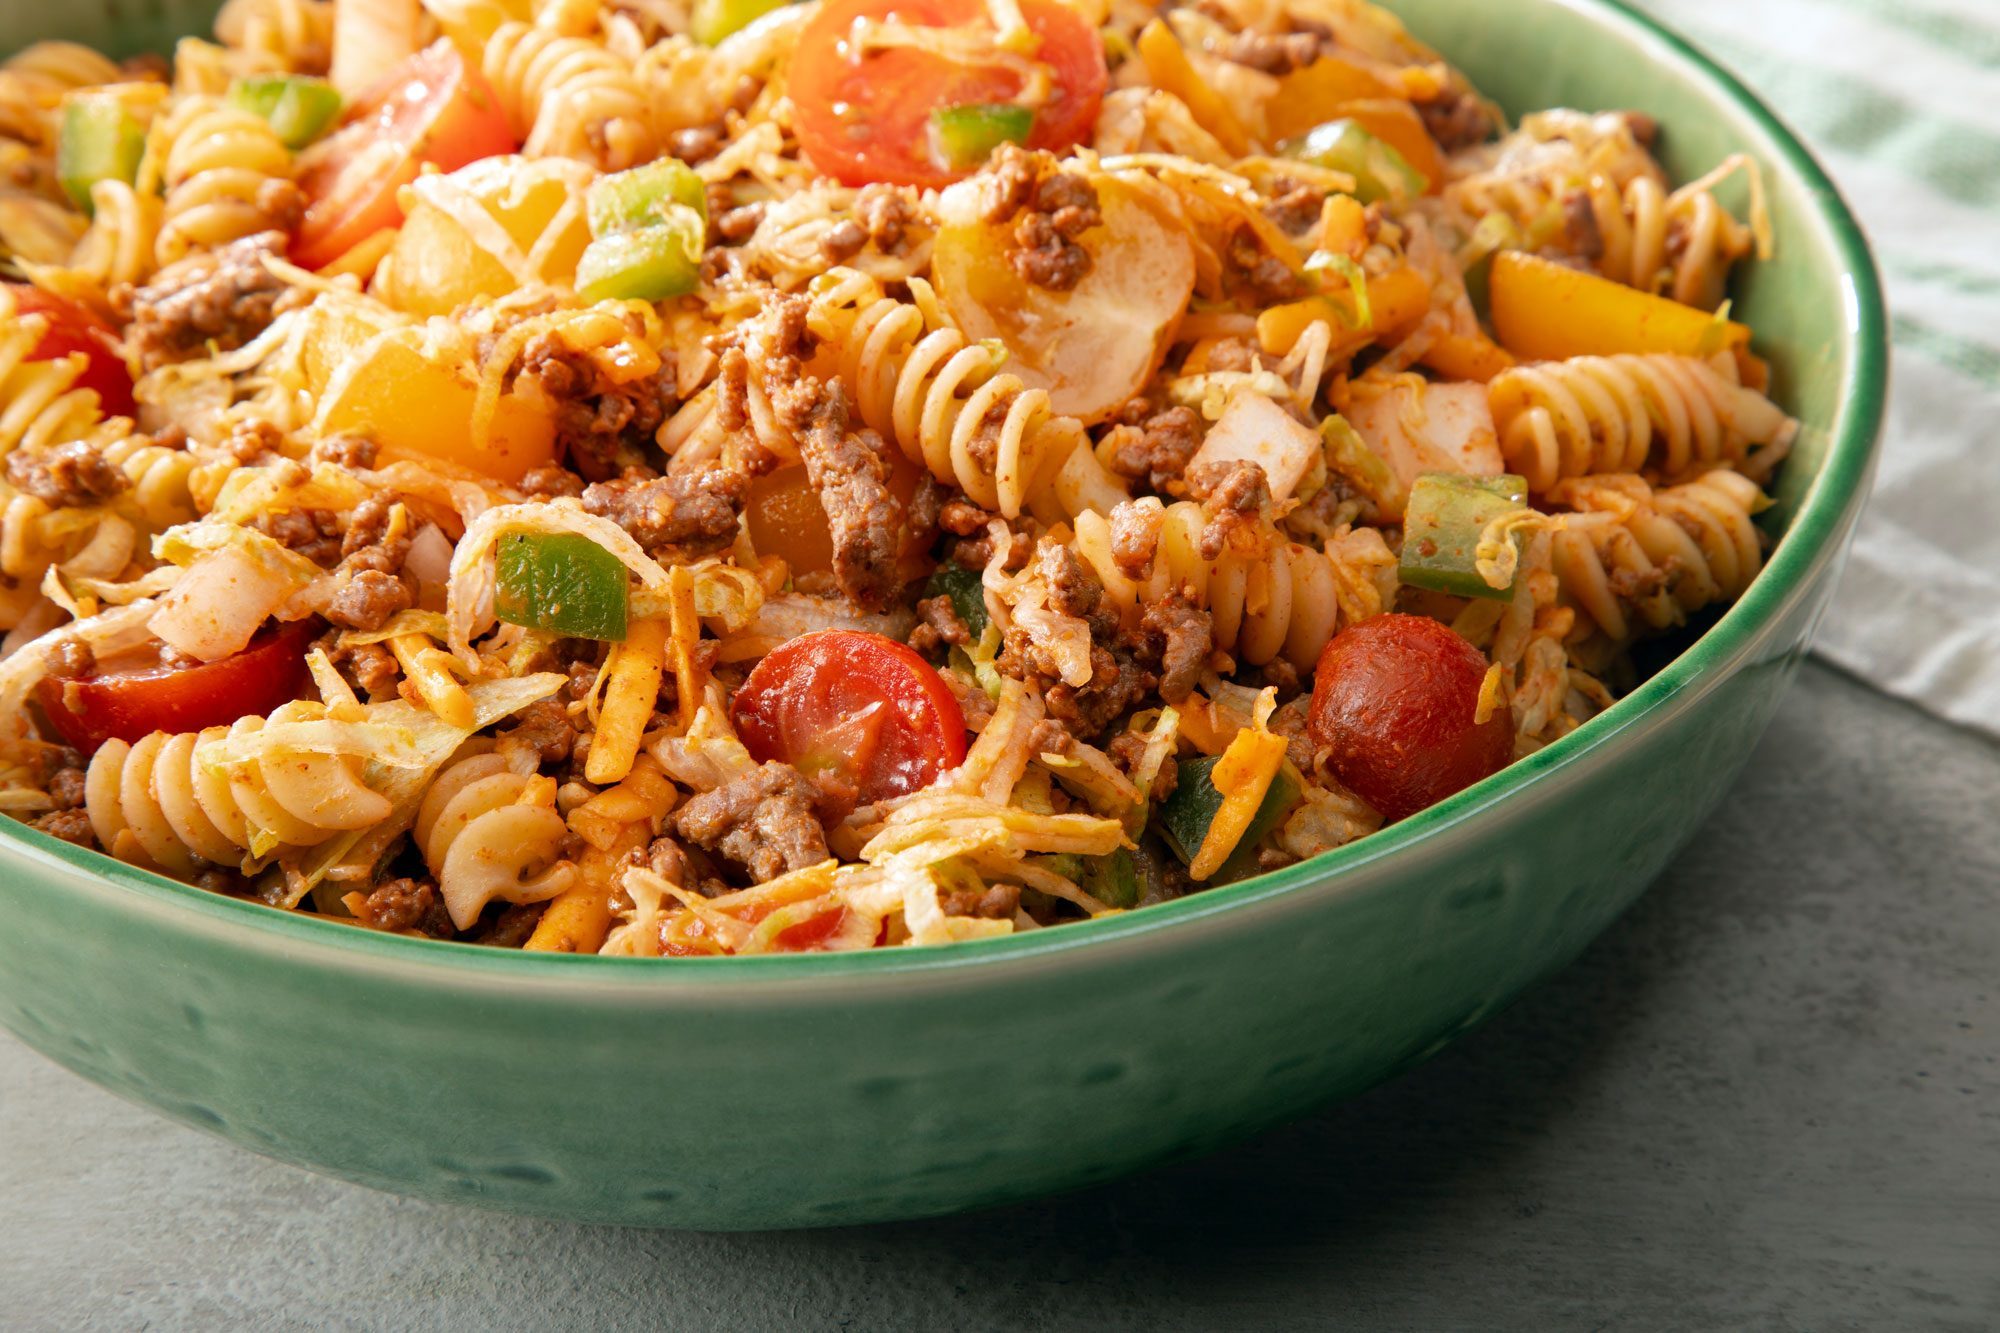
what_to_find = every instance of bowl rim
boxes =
[0,0,1888,987]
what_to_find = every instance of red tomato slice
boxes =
[731,629,967,818]
[1308,613,1513,823]
[8,284,135,418]
[35,619,318,754]
[293,41,516,271]
[791,0,1107,187]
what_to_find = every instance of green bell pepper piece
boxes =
[690,0,793,46]
[493,532,629,641]
[587,159,708,239]
[228,75,342,149]
[57,96,146,216]
[930,103,1035,171]
[921,565,991,642]
[576,222,703,303]
[1283,118,1429,205]
[1157,755,1302,878]
[1399,472,1531,601]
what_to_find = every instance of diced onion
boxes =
[149,546,296,663]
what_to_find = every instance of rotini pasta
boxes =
[1446,110,1766,312]
[0,42,122,147]
[416,742,577,930]
[1549,469,1766,646]
[85,703,391,874]
[484,21,654,171]
[66,179,166,293]
[1490,352,1796,492]
[0,0,1798,957]
[213,0,335,74]
[149,96,300,265]
[812,272,1112,521]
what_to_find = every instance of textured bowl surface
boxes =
[0,0,1884,1228]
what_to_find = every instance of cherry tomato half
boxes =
[791,0,1107,188]
[35,618,317,754]
[293,41,516,270]
[1308,613,1512,822]
[731,629,967,818]
[8,284,135,418]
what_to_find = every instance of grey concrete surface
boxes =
[1,659,1995,1332]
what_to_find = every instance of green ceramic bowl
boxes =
[0,0,1883,1229]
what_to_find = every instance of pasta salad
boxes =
[0,0,1792,955]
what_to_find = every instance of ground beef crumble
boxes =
[258,507,344,566]
[981,145,1103,292]
[1135,594,1214,704]
[321,494,416,632]
[1106,405,1204,492]
[1269,694,1321,777]
[1263,176,1324,235]
[32,808,94,847]
[1107,499,1164,578]
[909,593,971,656]
[518,326,675,482]
[6,439,129,508]
[673,762,830,883]
[941,882,1021,919]
[1223,28,1323,74]
[1107,729,1178,803]
[42,636,95,681]
[796,382,903,608]
[1187,458,1273,558]
[499,698,577,765]
[353,876,455,937]
[581,465,747,559]
[325,636,399,697]
[124,230,305,373]
[1417,88,1496,152]
[853,184,916,252]
[1225,223,1308,304]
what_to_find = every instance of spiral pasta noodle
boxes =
[1490,352,1795,493]
[0,297,123,455]
[1549,469,1766,645]
[0,42,123,147]
[85,703,392,875]
[416,743,577,931]
[1447,111,1762,312]
[67,180,167,294]
[814,274,1116,521]
[214,0,336,74]
[484,21,655,171]
[1071,501,1394,671]
[149,96,300,266]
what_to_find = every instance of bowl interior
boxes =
[0,0,1885,976]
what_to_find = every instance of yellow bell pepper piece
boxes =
[1266,56,1400,142]
[1258,265,1434,357]
[1137,21,1250,158]
[315,331,559,484]
[1489,251,1752,363]
[1421,330,1516,384]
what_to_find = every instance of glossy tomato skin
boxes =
[35,619,318,754]
[1308,614,1513,823]
[8,284,135,418]
[294,41,516,270]
[791,0,1107,187]
[731,630,967,818]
